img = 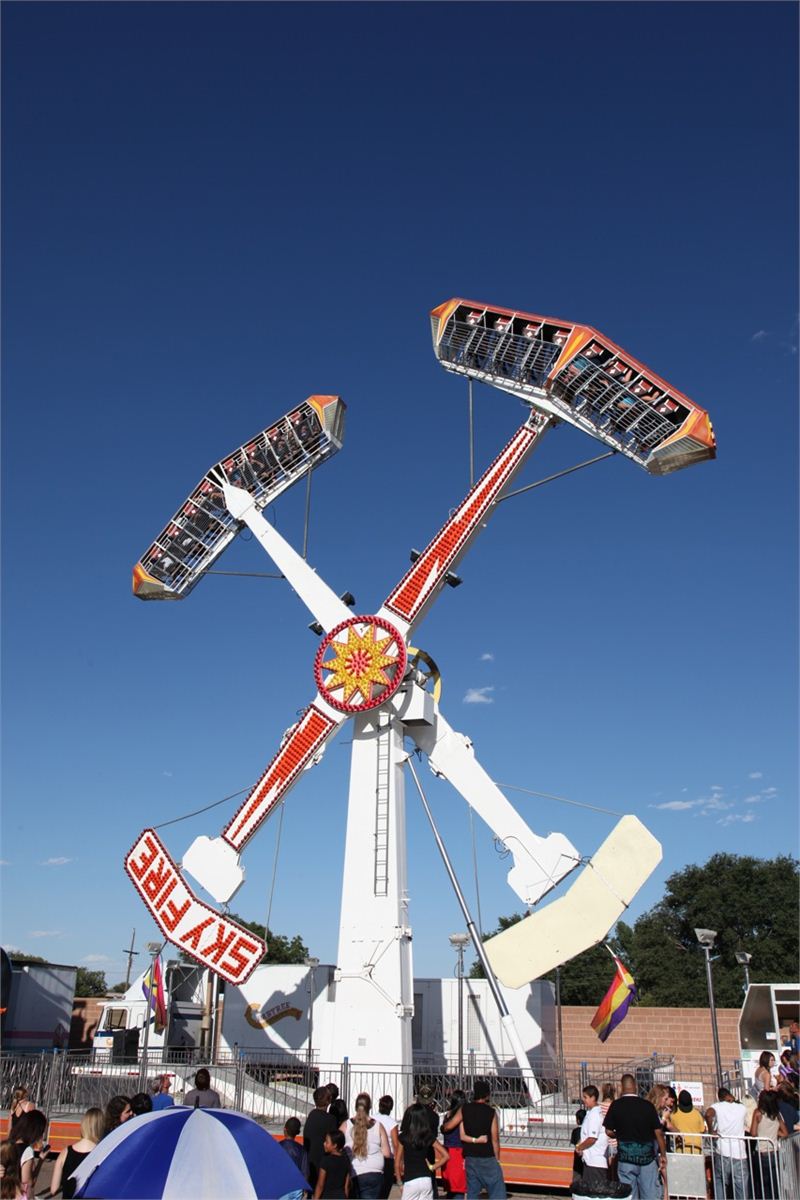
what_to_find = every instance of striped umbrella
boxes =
[71,1107,308,1199]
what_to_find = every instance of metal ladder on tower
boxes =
[373,714,391,897]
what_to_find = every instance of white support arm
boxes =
[223,483,352,634]
[408,703,581,905]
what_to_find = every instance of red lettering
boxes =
[180,917,213,950]
[155,876,178,912]
[221,935,261,979]
[142,858,173,901]
[161,893,188,933]
[129,835,159,880]
[202,923,236,964]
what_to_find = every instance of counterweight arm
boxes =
[408,701,581,906]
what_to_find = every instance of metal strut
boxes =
[405,756,541,1103]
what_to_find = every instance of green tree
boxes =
[179,915,309,967]
[8,952,47,964]
[75,968,108,996]
[109,981,128,994]
[625,853,799,1007]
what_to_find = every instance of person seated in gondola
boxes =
[148,543,183,585]
[290,409,315,450]
[198,479,226,515]
[606,357,635,385]
[269,426,293,468]
[457,310,484,367]
[181,500,220,541]
[477,313,510,372]
[245,439,278,486]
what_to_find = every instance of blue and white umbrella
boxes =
[71,1107,309,1199]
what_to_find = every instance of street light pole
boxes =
[305,957,320,1081]
[735,950,752,993]
[449,934,469,1087]
[695,928,723,1087]
[140,941,163,1090]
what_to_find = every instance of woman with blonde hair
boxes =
[49,1107,104,1199]
[341,1092,390,1199]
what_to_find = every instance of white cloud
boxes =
[82,954,111,963]
[162,770,173,778]
[30,930,62,938]
[751,330,768,342]
[651,799,703,811]
[718,812,756,826]
[0,860,10,866]
[480,652,494,662]
[463,686,495,705]
[711,785,724,792]
[744,794,765,804]
[702,797,733,812]
[763,787,778,796]
[748,771,763,780]
[40,856,73,866]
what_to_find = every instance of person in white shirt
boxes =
[705,1087,749,1200]
[375,1094,400,1199]
[575,1085,610,1189]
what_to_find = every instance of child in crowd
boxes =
[314,1130,350,1199]
[280,1116,309,1200]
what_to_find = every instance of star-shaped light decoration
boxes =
[315,616,407,713]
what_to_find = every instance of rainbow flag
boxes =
[142,956,167,1034]
[590,953,637,1042]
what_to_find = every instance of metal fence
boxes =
[2,1049,744,1141]
[664,1130,800,1200]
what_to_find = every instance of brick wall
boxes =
[70,997,105,1049]
[559,1005,740,1068]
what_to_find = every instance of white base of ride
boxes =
[324,710,414,1085]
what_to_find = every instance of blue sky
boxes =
[2,2,797,987]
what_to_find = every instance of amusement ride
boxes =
[126,299,716,1098]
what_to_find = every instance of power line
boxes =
[153,785,252,830]
[494,781,623,817]
[204,569,284,579]
[151,774,621,833]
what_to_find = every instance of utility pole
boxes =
[449,934,469,1087]
[123,928,138,990]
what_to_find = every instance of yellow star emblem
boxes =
[321,623,400,707]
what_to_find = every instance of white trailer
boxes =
[93,960,556,1072]
[1,957,77,1053]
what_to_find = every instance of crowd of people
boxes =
[0,1069,219,1199]
[298,1079,506,1200]
[571,1054,800,1200]
[3,1051,798,1200]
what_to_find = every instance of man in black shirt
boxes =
[304,1086,336,1189]
[445,1079,506,1199]
[604,1073,666,1199]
